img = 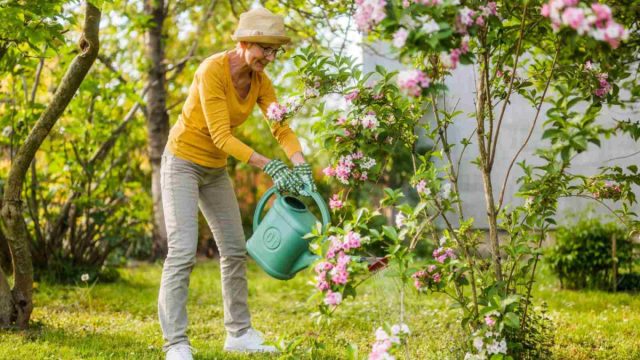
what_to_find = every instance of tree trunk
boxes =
[0,2,101,328]
[475,52,503,282]
[145,0,170,260]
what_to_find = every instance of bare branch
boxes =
[489,2,529,168]
[497,46,559,212]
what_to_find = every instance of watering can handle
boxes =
[252,185,331,233]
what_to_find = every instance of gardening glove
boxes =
[293,163,317,196]
[263,159,305,195]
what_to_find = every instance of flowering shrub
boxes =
[286,0,638,357]
[541,0,629,48]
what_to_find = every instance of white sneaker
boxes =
[166,344,194,360]
[223,328,278,353]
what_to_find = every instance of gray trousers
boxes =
[158,149,251,351]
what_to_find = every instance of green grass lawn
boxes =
[0,259,638,359]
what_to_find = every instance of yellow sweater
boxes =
[167,50,302,168]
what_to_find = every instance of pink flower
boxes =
[445,248,457,259]
[591,3,612,23]
[330,194,344,210]
[459,7,475,26]
[316,280,330,291]
[604,22,627,48]
[355,0,387,32]
[337,251,351,266]
[433,247,455,263]
[345,90,360,102]
[427,265,437,273]
[361,114,379,129]
[413,279,423,289]
[324,291,342,306]
[416,179,428,194]
[344,231,362,249]
[481,2,498,17]
[485,316,496,327]
[266,102,287,121]
[584,60,593,70]
[541,4,550,17]
[432,273,441,283]
[336,116,347,125]
[397,69,430,97]
[393,28,409,48]
[315,261,334,273]
[561,7,586,33]
[331,270,349,285]
[594,73,611,97]
[323,166,336,177]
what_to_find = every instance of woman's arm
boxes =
[249,150,305,170]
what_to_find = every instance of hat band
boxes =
[234,29,286,38]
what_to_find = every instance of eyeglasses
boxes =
[254,43,285,58]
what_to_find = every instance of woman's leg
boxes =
[158,153,201,351]
[198,168,252,338]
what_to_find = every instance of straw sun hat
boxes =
[231,7,291,45]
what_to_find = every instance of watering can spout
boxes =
[291,251,321,274]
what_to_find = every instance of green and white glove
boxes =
[293,163,317,195]
[263,159,305,195]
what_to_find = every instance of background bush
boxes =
[546,216,639,291]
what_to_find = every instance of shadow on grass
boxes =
[1,321,162,359]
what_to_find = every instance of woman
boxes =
[158,7,316,359]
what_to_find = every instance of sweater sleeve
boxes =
[257,74,303,158]
[198,62,255,163]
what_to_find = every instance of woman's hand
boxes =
[293,163,317,195]
[263,159,305,194]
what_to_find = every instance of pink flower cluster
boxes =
[329,194,344,210]
[440,36,470,70]
[412,264,441,290]
[593,181,622,200]
[315,231,363,305]
[361,112,379,130]
[433,247,456,263]
[392,28,409,48]
[355,0,387,32]
[541,1,629,48]
[594,73,611,97]
[455,3,498,34]
[415,180,428,194]
[266,102,287,121]
[397,69,431,97]
[323,152,377,184]
[485,315,496,327]
[345,90,360,102]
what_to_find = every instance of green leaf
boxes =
[503,312,520,328]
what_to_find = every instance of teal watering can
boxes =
[247,186,330,280]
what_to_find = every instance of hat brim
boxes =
[232,35,291,45]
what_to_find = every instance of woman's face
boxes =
[241,42,280,72]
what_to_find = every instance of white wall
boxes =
[364,42,639,228]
